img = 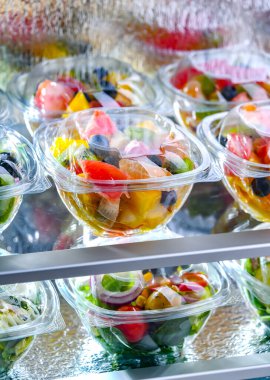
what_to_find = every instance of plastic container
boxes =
[0,275,64,378]
[126,0,249,55]
[0,123,50,232]
[57,263,230,359]
[197,101,270,223]
[158,49,270,127]
[224,259,270,332]
[34,107,218,238]
[7,55,163,135]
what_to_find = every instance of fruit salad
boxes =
[225,259,270,333]
[7,56,161,135]
[159,50,270,131]
[57,263,230,358]
[0,279,63,377]
[0,147,23,232]
[218,103,270,222]
[0,124,51,232]
[242,258,270,329]
[34,108,211,238]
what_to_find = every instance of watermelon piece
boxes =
[171,67,202,89]
[254,137,270,164]
[80,160,127,200]
[84,110,117,139]
[226,133,252,160]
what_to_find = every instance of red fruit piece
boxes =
[171,67,202,89]
[34,80,74,112]
[215,78,233,90]
[84,110,117,139]
[80,161,127,200]
[57,77,85,92]
[181,272,209,287]
[117,305,148,343]
[89,100,102,108]
[254,137,270,164]
[227,133,252,160]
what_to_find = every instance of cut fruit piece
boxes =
[145,203,168,229]
[84,110,117,139]
[66,91,90,112]
[124,140,151,156]
[164,152,194,174]
[110,130,130,151]
[183,79,204,99]
[119,157,169,179]
[226,133,252,160]
[97,197,120,222]
[57,77,85,92]
[50,138,88,158]
[80,160,127,200]
[231,92,250,102]
[34,80,74,112]
[125,190,162,220]
[171,67,202,89]
[254,137,270,164]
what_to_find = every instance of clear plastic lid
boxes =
[197,102,270,178]
[56,263,230,326]
[0,126,50,199]
[0,255,64,341]
[7,55,163,120]
[159,50,270,107]
[128,0,249,54]
[34,108,219,194]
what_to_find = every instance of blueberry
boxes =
[160,190,177,207]
[251,178,270,197]
[219,136,228,147]
[221,85,238,101]
[93,67,108,80]
[89,135,109,148]
[148,155,162,167]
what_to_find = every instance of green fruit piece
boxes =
[125,126,155,143]
[196,75,216,97]
[0,173,16,224]
[164,152,194,174]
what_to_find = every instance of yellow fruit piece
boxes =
[129,190,162,216]
[115,92,132,106]
[145,286,182,310]
[66,91,90,113]
[145,203,168,229]
[50,137,88,158]
[242,103,257,112]
[143,272,153,283]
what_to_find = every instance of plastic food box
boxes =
[198,102,270,223]
[225,259,270,332]
[126,0,249,55]
[56,263,230,360]
[0,274,64,378]
[33,107,219,238]
[158,49,270,127]
[0,97,50,232]
[7,55,163,135]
